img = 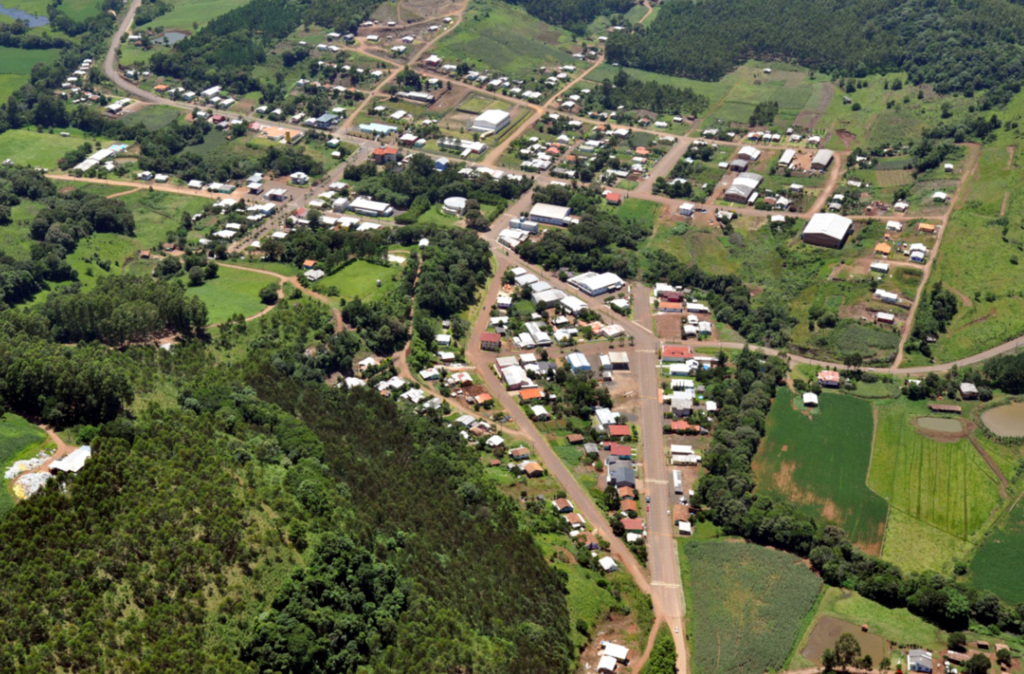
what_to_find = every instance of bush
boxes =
[259,283,279,305]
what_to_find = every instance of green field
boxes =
[0,46,61,75]
[59,0,104,21]
[702,63,825,130]
[149,0,251,31]
[317,259,401,303]
[755,389,888,552]
[868,398,1002,542]
[434,0,576,79]
[880,507,971,575]
[971,496,1024,603]
[122,105,182,131]
[0,129,118,169]
[684,540,822,674]
[185,265,274,325]
[0,413,52,517]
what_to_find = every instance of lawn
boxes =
[317,259,400,303]
[185,265,273,324]
[0,413,52,518]
[754,389,888,553]
[684,539,822,674]
[434,0,576,79]
[971,496,1024,604]
[0,129,116,169]
[868,398,1002,542]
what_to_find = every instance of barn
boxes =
[801,213,853,248]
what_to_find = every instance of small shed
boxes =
[803,392,819,407]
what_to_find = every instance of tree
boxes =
[996,649,1012,668]
[948,632,967,652]
[966,654,992,674]
[259,283,279,305]
[603,484,620,512]
[187,266,205,286]
[834,633,862,671]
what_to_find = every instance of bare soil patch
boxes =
[802,616,887,664]
[653,313,682,340]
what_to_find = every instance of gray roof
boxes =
[609,462,635,486]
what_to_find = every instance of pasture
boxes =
[755,389,888,552]
[59,0,104,21]
[971,496,1024,604]
[880,507,971,575]
[122,105,182,131]
[434,0,577,79]
[186,265,273,324]
[702,64,825,131]
[0,129,116,169]
[684,540,822,674]
[0,413,52,516]
[149,0,251,31]
[317,259,401,303]
[868,398,1002,542]
[0,46,61,75]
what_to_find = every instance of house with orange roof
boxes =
[874,243,892,256]
[818,370,841,387]
[519,387,544,401]
[606,192,622,205]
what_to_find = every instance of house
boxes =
[314,112,340,129]
[530,405,550,420]
[811,149,835,170]
[874,289,900,304]
[918,222,936,234]
[602,643,630,665]
[522,461,544,477]
[371,146,399,164]
[529,202,572,226]
[621,517,644,532]
[662,345,695,362]
[673,504,690,524]
[480,332,501,351]
[933,191,949,202]
[605,192,622,205]
[564,513,585,529]
[886,220,903,232]
[471,109,511,133]
[520,388,545,403]
[617,486,636,501]
[876,312,896,324]
[302,259,317,269]
[737,145,761,161]
[583,442,600,456]
[778,149,796,167]
[908,650,933,673]
[566,433,585,444]
[801,213,853,248]
[552,498,573,513]
[608,462,635,487]
[567,352,592,372]
[818,370,841,387]
[870,262,890,274]
[803,392,819,407]
[874,243,892,256]
[607,425,631,440]
[598,556,618,572]
[678,202,695,216]
[960,382,979,399]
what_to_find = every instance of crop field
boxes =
[587,64,740,106]
[434,0,576,79]
[703,66,824,130]
[971,496,1024,603]
[317,259,401,303]
[684,540,822,674]
[881,507,971,575]
[868,398,1002,542]
[186,265,273,324]
[0,413,52,517]
[875,169,915,187]
[755,389,888,552]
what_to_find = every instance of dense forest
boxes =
[0,289,574,672]
[606,0,1024,100]
[590,69,709,116]
[504,0,633,34]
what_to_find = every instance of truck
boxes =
[672,469,683,495]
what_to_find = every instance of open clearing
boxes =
[0,46,61,75]
[868,398,1001,542]
[0,129,114,169]
[0,414,52,517]
[971,495,1024,604]
[755,389,888,553]
[185,265,271,325]
[684,539,821,674]
[318,259,402,303]
[149,0,252,31]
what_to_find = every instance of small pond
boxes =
[159,31,188,45]
[0,4,48,27]
[916,416,963,433]
[981,402,1024,437]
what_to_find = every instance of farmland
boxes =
[185,265,274,324]
[971,496,1024,604]
[0,413,52,517]
[684,540,822,674]
[434,0,578,79]
[868,398,1002,544]
[755,389,888,552]
[0,129,118,169]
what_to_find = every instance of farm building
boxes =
[870,262,890,274]
[778,149,796,167]
[678,202,695,216]
[803,392,819,407]
[874,289,900,304]
[471,109,511,134]
[801,213,853,248]
[529,202,572,226]
[960,382,979,399]
[876,312,896,324]
[811,149,835,170]
[724,172,763,204]
[737,145,761,161]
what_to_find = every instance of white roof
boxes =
[812,148,835,166]
[560,296,588,313]
[802,213,853,241]
[602,643,630,661]
[567,352,591,370]
[529,202,572,222]
[568,271,625,295]
[474,109,511,126]
[803,392,819,405]
[50,446,92,473]
[598,655,618,672]
[598,556,617,572]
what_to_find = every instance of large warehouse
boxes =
[471,109,511,134]
[567,271,625,296]
[801,213,853,248]
[723,172,763,204]
[811,149,835,170]
[528,202,572,226]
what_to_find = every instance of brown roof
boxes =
[565,513,584,525]
[928,404,962,414]
[617,486,636,500]
[608,424,631,438]
[480,331,501,343]
[519,388,544,401]
[673,504,690,523]
[523,461,543,475]
[566,433,585,444]
[662,345,695,360]
[946,652,970,664]
[553,498,572,511]
[621,517,644,531]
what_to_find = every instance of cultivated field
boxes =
[684,540,822,674]
[755,389,888,552]
[971,496,1024,604]
[868,398,1002,544]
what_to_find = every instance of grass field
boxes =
[151,0,250,31]
[684,540,822,674]
[434,0,576,79]
[0,129,116,169]
[971,496,1024,603]
[0,413,52,517]
[59,0,103,20]
[880,507,971,575]
[755,389,888,552]
[868,398,1002,542]
[792,586,946,663]
[186,266,273,325]
[122,105,182,131]
[702,63,825,131]
[0,46,61,75]
[317,259,401,303]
